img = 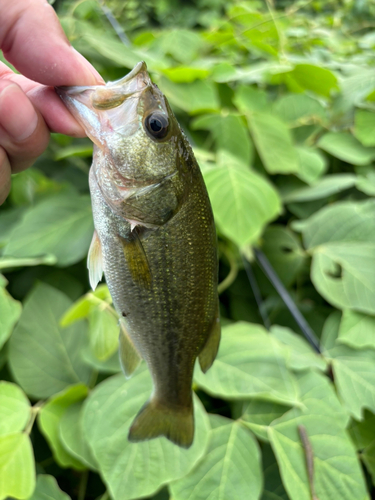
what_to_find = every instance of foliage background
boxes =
[1,0,375,499]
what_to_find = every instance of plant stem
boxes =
[242,255,271,330]
[78,470,89,500]
[218,247,238,295]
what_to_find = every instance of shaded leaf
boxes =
[295,146,327,185]
[354,109,375,147]
[158,77,219,113]
[240,400,291,442]
[0,277,22,350]
[318,132,375,166]
[28,474,71,500]
[339,310,375,350]
[282,174,357,203]
[8,283,92,398]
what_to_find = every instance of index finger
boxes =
[0,0,102,87]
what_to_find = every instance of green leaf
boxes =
[354,109,375,147]
[341,69,375,106]
[194,322,299,406]
[310,242,375,314]
[247,112,299,174]
[273,93,327,126]
[348,410,375,450]
[8,283,92,398]
[0,382,30,437]
[260,225,306,287]
[82,33,143,68]
[160,30,205,64]
[0,255,57,270]
[192,113,253,165]
[28,474,71,500]
[362,440,375,485]
[3,194,94,267]
[0,277,21,349]
[285,64,339,97]
[271,326,327,372]
[203,157,280,247]
[294,199,375,250]
[240,400,291,442]
[170,415,262,500]
[318,132,375,165]
[295,146,327,184]
[268,371,367,500]
[0,433,35,500]
[81,346,121,373]
[234,85,270,113]
[60,285,111,327]
[38,384,88,469]
[161,66,210,83]
[59,401,98,470]
[282,174,357,203]
[356,171,375,196]
[158,77,219,113]
[82,365,210,500]
[54,144,93,161]
[88,306,119,361]
[339,310,375,350]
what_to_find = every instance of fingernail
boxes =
[0,83,38,141]
[71,48,105,84]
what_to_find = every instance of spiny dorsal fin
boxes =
[119,318,141,378]
[87,230,103,290]
[199,302,221,373]
[119,231,152,289]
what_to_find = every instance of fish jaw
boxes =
[55,61,152,146]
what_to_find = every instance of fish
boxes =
[56,61,220,448]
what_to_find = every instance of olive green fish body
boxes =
[57,62,220,448]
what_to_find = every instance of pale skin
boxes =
[0,0,104,204]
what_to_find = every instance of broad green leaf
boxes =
[60,284,112,327]
[38,384,88,469]
[260,225,305,287]
[159,30,205,64]
[339,310,375,350]
[247,112,299,174]
[203,159,280,247]
[261,444,289,500]
[54,144,93,161]
[59,401,98,470]
[318,132,375,165]
[88,306,119,361]
[354,109,375,147]
[271,326,327,372]
[194,322,299,406]
[161,66,210,82]
[310,242,375,314]
[348,410,375,450]
[8,283,92,398]
[3,194,94,267]
[158,77,219,113]
[341,69,375,106]
[285,64,338,97]
[273,94,327,126]
[0,382,30,437]
[81,346,121,373]
[294,199,375,250]
[0,207,25,248]
[170,415,262,500]
[356,171,375,196]
[0,255,57,269]
[82,33,143,68]
[82,365,210,500]
[282,174,357,203]
[268,371,366,500]
[240,400,291,442]
[0,277,21,349]
[0,433,35,500]
[192,113,253,165]
[28,474,71,500]
[295,146,327,185]
[234,85,270,113]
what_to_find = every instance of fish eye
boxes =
[145,112,169,139]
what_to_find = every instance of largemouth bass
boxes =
[57,62,220,448]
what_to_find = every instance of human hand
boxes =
[0,0,103,204]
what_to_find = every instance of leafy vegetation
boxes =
[2,0,375,498]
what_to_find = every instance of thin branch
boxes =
[254,248,320,353]
[298,425,319,500]
[242,255,271,330]
[98,1,131,47]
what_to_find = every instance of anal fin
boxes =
[87,230,103,290]
[119,318,141,378]
[119,231,152,289]
[199,303,221,373]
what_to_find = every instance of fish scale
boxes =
[57,61,220,448]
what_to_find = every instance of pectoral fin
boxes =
[87,230,103,291]
[119,318,141,378]
[199,304,221,373]
[119,231,152,288]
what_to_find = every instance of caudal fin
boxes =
[128,399,194,448]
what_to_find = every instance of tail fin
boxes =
[128,399,194,448]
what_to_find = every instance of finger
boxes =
[0,62,85,136]
[0,147,11,205]
[0,0,103,87]
[0,81,50,173]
